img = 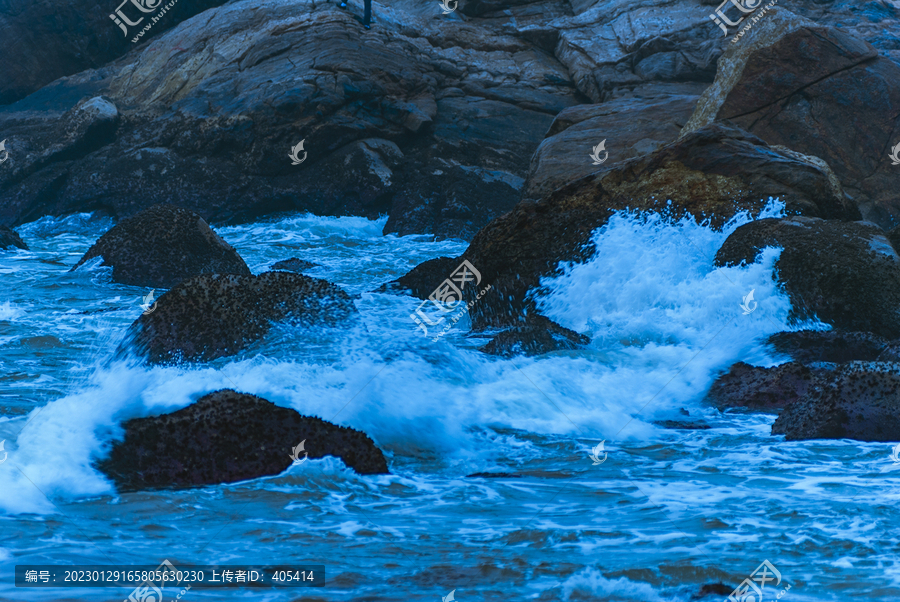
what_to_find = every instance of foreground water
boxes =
[0,207,898,601]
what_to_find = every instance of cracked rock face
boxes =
[96,389,389,491]
[72,204,251,288]
[124,272,357,363]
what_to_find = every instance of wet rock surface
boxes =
[125,272,357,363]
[766,330,889,364]
[0,226,27,250]
[715,217,900,339]
[72,204,250,288]
[377,256,462,298]
[707,361,827,411]
[479,315,589,357]
[271,258,319,273]
[771,362,900,441]
[96,389,389,491]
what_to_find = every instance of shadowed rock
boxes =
[772,362,900,441]
[766,330,888,364]
[271,258,318,273]
[96,389,389,491]
[479,315,589,357]
[376,256,462,298]
[125,272,356,363]
[0,226,27,250]
[72,204,250,288]
[707,361,827,411]
[715,217,900,338]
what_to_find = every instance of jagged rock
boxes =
[459,121,858,329]
[771,361,900,441]
[766,330,888,364]
[683,9,900,228]
[479,315,590,357]
[715,217,900,338]
[96,389,389,491]
[124,272,356,363]
[377,256,462,298]
[271,258,318,273]
[707,361,826,411]
[0,226,27,250]
[72,204,250,288]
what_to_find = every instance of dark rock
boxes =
[271,258,318,273]
[466,472,523,478]
[72,204,250,288]
[878,343,900,362]
[691,583,733,599]
[461,121,858,329]
[715,217,900,339]
[376,256,462,298]
[707,361,827,411]
[0,226,27,250]
[96,389,389,491]
[684,10,900,229]
[479,315,590,357]
[653,420,710,430]
[767,330,888,364]
[772,361,900,441]
[124,272,356,363]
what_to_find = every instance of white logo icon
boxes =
[289,440,308,464]
[410,259,485,339]
[140,289,157,315]
[0,139,8,164]
[289,140,307,165]
[109,0,161,36]
[709,0,762,35]
[589,441,607,465]
[589,140,608,165]
[889,142,900,166]
[728,559,782,602]
[442,590,456,602]
[890,443,900,464]
[0,440,7,464]
[439,0,457,13]
[740,289,757,315]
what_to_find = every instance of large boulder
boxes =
[683,9,900,228]
[771,362,900,441]
[72,204,251,288]
[96,389,389,491]
[766,330,888,364]
[458,121,859,329]
[479,315,590,357]
[706,361,827,411]
[714,217,900,339]
[0,226,28,250]
[124,272,357,363]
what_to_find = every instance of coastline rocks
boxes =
[72,205,250,288]
[125,272,356,363]
[96,389,389,491]
[683,10,900,228]
[377,256,462,298]
[479,315,589,357]
[714,217,900,338]
[0,226,27,250]
[771,362,900,441]
[271,258,318,273]
[706,361,826,411]
[460,121,858,329]
[766,330,888,364]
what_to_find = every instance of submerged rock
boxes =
[270,257,318,273]
[766,330,888,364]
[715,217,900,339]
[125,272,356,363]
[707,361,826,411]
[771,362,900,441]
[96,389,389,491]
[0,226,27,250]
[72,204,250,288]
[479,315,589,357]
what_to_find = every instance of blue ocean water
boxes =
[0,205,898,601]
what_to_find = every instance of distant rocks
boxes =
[72,204,250,288]
[96,389,389,491]
[270,258,318,273]
[0,226,27,250]
[715,217,900,339]
[125,272,356,363]
[771,362,900,442]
